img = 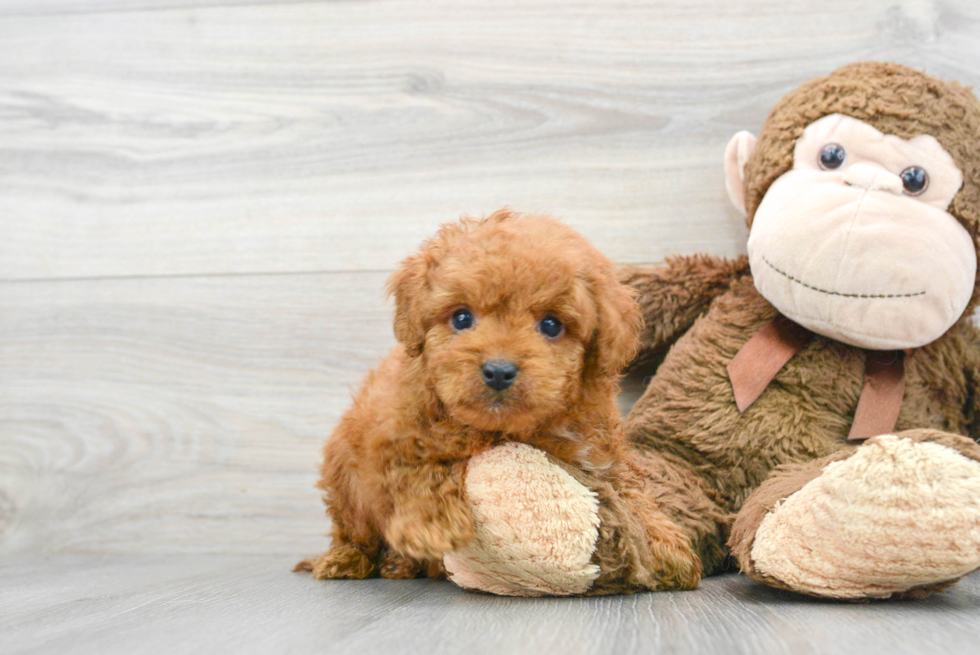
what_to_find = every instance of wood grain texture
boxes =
[0,1,304,16]
[1,1,979,280]
[3,3,980,647]
[1,554,980,655]
[0,272,397,555]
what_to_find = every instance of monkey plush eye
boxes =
[900,165,929,196]
[450,308,475,332]
[818,144,846,170]
[538,314,564,338]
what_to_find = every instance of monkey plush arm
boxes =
[619,254,749,359]
[961,322,980,440]
[442,442,719,596]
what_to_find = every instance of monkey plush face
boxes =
[726,113,976,350]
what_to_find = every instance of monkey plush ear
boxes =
[385,252,429,357]
[724,131,758,216]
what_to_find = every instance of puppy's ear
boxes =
[386,251,430,357]
[588,271,643,378]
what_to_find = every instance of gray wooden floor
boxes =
[3,555,980,655]
[3,1,980,653]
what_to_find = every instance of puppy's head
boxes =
[387,209,641,434]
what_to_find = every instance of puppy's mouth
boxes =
[432,360,560,433]
[449,386,544,432]
[484,395,521,419]
[475,390,519,414]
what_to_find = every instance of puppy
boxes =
[296,209,642,580]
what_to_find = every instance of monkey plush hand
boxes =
[615,62,980,600]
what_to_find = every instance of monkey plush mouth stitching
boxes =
[763,256,926,299]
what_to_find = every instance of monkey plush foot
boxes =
[443,442,602,596]
[731,430,980,599]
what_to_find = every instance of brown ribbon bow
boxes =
[726,315,906,441]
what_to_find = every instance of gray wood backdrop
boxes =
[2,2,980,653]
[3,0,979,558]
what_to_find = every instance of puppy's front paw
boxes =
[385,507,474,561]
[640,525,703,591]
[378,550,423,579]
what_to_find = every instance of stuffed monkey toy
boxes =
[445,61,980,599]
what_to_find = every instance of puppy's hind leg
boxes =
[298,421,386,579]
[295,510,382,580]
[295,540,379,580]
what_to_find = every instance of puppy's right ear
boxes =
[385,252,429,357]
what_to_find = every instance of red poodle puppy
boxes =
[296,209,645,581]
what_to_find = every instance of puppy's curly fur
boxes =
[296,209,663,582]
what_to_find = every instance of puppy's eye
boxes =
[818,143,846,170]
[900,165,929,196]
[450,308,475,332]
[538,314,563,339]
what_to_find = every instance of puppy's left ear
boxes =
[589,272,643,377]
[386,251,429,357]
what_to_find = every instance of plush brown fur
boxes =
[617,62,980,597]
[297,210,700,589]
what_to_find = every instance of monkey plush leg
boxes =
[443,443,703,596]
[730,429,980,599]
[443,443,602,596]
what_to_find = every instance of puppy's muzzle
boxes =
[482,359,519,392]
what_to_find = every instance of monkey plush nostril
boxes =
[841,163,903,194]
[482,360,519,392]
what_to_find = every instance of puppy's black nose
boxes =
[482,360,518,391]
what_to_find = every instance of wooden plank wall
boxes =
[2,0,979,556]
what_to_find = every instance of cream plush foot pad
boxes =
[443,442,601,596]
[751,434,980,598]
